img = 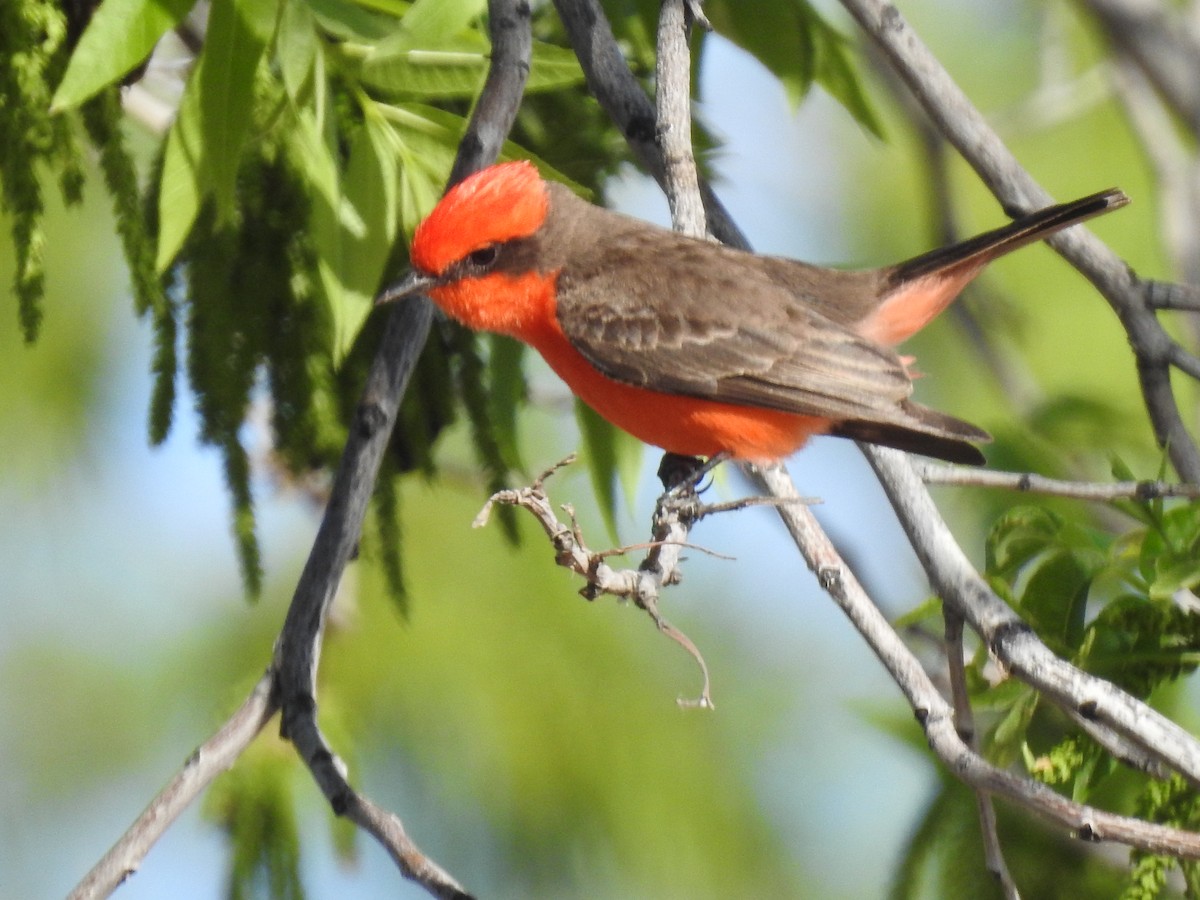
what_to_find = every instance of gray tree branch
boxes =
[840,0,1200,482]
[71,1,534,896]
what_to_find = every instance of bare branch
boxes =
[477,456,717,708]
[913,460,1200,501]
[840,0,1200,481]
[655,0,707,237]
[1146,281,1200,312]
[864,445,1200,787]
[68,672,278,899]
[271,2,534,896]
[944,610,1019,899]
[746,460,1200,857]
[553,0,751,250]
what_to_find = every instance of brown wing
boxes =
[554,246,914,424]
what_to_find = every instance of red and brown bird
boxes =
[380,162,1127,465]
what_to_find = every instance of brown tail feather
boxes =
[859,188,1129,346]
[888,188,1129,287]
[830,400,991,465]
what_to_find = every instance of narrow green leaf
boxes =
[277,0,319,101]
[575,401,640,540]
[487,335,526,472]
[201,0,275,219]
[527,42,587,92]
[304,0,395,40]
[287,103,365,236]
[156,80,206,272]
[327,122,397,362]
[379,102,585,198]
[806,2,885,139]
[373,0,484,54]
[361,36,491,97]
[362,37,583,97]
[51,0,194,111]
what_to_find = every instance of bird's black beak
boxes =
[375,269,438,306]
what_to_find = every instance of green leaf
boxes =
[1150,557,1200,602]
[156,78,206,272]
[324,119,398,363]
[372,0,485,54]
[51,0,194,111]
[288,102,365,237]
[361,36,584,98]
[487,334,527,471]
[527,42,588,92]
[575,401,640,540]
[986,506,1062,576]
[1020,550,1092,650]
[277,0,319,102]
[361,34,492,97]
[706,0,884,138]
[201,0,276,219]
[304,0,396,41]
[804,0,884,139]
[892,595,942,629]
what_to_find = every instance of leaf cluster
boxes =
[969,467,1200,895]
[15,0,641,600]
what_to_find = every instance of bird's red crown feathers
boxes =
[410,161,549,276]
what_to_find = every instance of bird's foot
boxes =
[658,451,730,497]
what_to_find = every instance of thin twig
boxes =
[944,610,1019,899]
[913,460,1200,501]
[68,672,278,899]
[1146,281,1200,312]
[655,0,707,238]
[553,0,751,251]
[477,458,715,708]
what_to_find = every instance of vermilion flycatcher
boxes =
[379,162,1127,464]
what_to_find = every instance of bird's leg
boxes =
[658,451,730,496]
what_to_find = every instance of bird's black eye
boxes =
[467,244,499,269]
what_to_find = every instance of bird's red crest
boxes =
[410,161,549,276]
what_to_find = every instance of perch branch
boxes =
[273,2,533,896]
[840,0,1200,482]
[476,455,762,709]
[68,672,277,899]
[747,460,1200,858]
[865,445,1200,787]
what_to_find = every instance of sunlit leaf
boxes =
[277,0,319,102]
[201,0,275,219]
[372,0,485,54]
[156,78,206,272]
[51,0,193,110]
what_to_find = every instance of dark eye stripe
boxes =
[467,245,498,268]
